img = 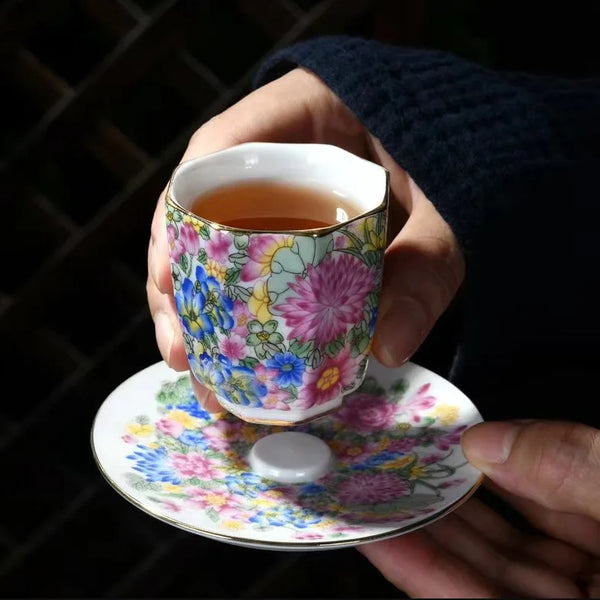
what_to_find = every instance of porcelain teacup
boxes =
[165,142,389,425]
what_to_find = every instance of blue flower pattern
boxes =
[178,430,210,448]
[174,265,234,340]
[189,352,267,407]
[127,446,180,484]
[267,352,305,387]
[124,371,472,537]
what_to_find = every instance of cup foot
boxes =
[248,432,333,484]
[214,394,344,426]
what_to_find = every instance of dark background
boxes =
[0,1,598,597]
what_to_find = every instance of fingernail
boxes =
[376,297,428,366]
[191,375,210,406]
[191,377,223,414]
[149,241,162,290]
[462,422,522,467]
[154,312,175,365]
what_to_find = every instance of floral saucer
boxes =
[91,358,484,550]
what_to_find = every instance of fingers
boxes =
[361,496,593,598]
[149,66,362,299]
[453,496,521,547]
[148,67,371,371]
[190,377,223,414]
[162,67,375,296]
[148,191,188,370]
[146,272,188,371]
[371,172,465,366]
[461,421,600,523]
[149,193,174,296]
[427,511,582,598]
[180,67,370,164]
[454,496,593,579]
[520,537,596,580]
[358,530,500,598]
[486,481,600,556]
[149,67,465,402]
[146,271,223,412]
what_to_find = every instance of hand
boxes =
[359,420,600,598]
[147,67,464,410]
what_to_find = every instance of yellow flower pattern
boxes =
[206,259,227,281]
[162,483,182,493]
[254,498,278,508]
[221,520,244,531]
[167,409,200,429]
[431,403,459,426]
[203,494,229,507]
[360,216,386,252]
[183,214,203,233]
[264,489,285,499]
[410,465,428,480]
[380,455,415,471]
[127,422,154,437]
[316,366,340,392]
[248,281,272,323]
[123,327,475,541]
[346,446,364,457]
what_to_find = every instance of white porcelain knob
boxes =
[248,432,333,484]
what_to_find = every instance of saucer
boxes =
[91,358,483,550]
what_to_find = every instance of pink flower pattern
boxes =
[206,230,231,262]
[336,443,376,464]
[185,488,239,516]
[253,364,291,410]
[434,425,468,451]
[301,347,360,408]
[335,473,411,505]
[171,452,223,479]
[160,500,181,512]
[221,334,247,361]
[202,424,233,452]
[124,369,477,539]
[337,393,396,433]
[232,301,252,338]
[156,418,184,438]
[387,437,420,453]
[276,253,374,347]
[240,234,293,281]
[166,205,385,415]
[135,203,478,538]
[169,222,200,263]
[294,532,324,540]
[400,384,436,423]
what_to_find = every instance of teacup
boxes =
[165,142,389,425]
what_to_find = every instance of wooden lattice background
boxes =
[0,1,420,596]
[2,0,597,596]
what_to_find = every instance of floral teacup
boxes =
[165,142,389,425]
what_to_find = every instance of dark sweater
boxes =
[254,36,600,426]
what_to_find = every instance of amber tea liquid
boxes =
[189,180,362,230]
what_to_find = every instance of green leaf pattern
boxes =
[165,197,388,414]
[123,371,472,540]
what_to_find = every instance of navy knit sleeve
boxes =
[254,35,600,256]
[254,35,600,425]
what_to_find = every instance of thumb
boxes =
[462,420,600,521]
